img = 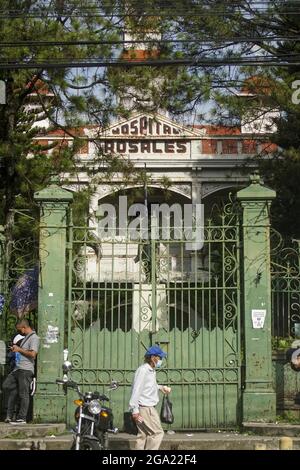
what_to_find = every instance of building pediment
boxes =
[86,113,206,139]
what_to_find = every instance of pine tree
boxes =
[0,0,128,254]
[213,0,300,237]
[254,1,300,237]
[154,0,300,237]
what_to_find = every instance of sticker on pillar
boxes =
[251,309,266,328]
[45,325,59,345]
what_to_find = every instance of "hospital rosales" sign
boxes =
[97,115,201,154]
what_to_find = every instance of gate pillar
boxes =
[0,226,6,408]
[237,173,276,422]
[0,225,5,339]
[34,183,73,422]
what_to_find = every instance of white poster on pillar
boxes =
[251,309,266,329]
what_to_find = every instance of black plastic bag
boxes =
[160,395,174,424]
[123,412,138,435]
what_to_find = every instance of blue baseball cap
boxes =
[144,345,167,359]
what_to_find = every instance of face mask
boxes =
[155,359,163,368]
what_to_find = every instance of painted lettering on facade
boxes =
[110,117,183,136]
[94,115,203,156]
[99,140,188,154]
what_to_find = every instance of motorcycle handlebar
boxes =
[56,378,80,391]
[56,378,118,400]
[99,395,109,401]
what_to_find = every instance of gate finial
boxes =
[250,171,261,185]
[49,175,60,185]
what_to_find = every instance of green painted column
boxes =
[0,225,5,339]
[237,173,276,422]
[0,225,6,402]
[34,184,73,422]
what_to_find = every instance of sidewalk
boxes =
[0,422,299,450]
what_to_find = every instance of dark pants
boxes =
[3,369,33,420]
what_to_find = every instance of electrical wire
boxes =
[0,55,299,70]
[0,3,299,19]
[1,36,300,47]
[1,12,300,19]
[0,3,298,70]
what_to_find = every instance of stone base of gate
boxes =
[33,393,66,423]
[242,390,276,422]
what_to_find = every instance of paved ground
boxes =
[0,422,299,450]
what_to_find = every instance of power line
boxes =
[0,2,294,11]
[0,0,295,13]
[0,55,299,70]
[1,36,300,48]
[1,5,300,19]
[1,12,300,19]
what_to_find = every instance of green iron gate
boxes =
[0,216,39,420]
[271,231,300,338]
[66,202,241,429]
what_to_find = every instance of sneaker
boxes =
[10,419,27,425]
[4,417,12,423]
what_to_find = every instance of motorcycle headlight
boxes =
[88,399,101,415]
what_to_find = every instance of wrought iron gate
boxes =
[271,231,300,338]
[66,202,241,429]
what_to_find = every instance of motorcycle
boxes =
[56,360,118,450]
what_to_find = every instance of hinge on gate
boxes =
[66,242,72,250]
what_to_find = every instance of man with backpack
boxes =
[3,319,39,424]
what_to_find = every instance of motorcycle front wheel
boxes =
[71,437,101,451]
